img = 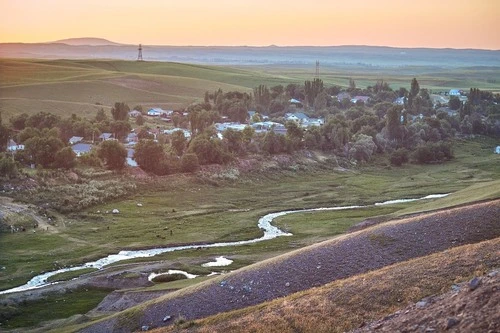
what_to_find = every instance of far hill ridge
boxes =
[52,37,123,46]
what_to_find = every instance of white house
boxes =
[7,139,24,152]
[71,143,93,157]
[350,96,370,104]
[99,133,113,141]
[495,146,500,154]
[147,109,162,116]
[147,108,173,117]
[129,110,142,118]
[449,89,461,96]
[126,132,138,144]
[69,136,83,145]
[285,112,309,124]
[163,128,191,138]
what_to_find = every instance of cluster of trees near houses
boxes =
[0,77,499,178]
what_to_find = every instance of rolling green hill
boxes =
[2,59,500,120]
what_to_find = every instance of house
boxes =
[129,110,142,118]
[285,112,309,124]
[126,148,138,167]
[449,89,461,96]
[68,136,83,145]
[350,96,370,104]
[126,132,138,144]
[495,146,500,154]
[71,143,93,157]
[289,98,302,105]
[306,118,324,127]
[7,139,24,152]
[336,92,351,102]
[163,128,191,138]
[215,122,247,133]
[147,109,162,117]
[252,121,286,134]
[394,97,405,105]
[99,133,113,141]
[147,108,173,117]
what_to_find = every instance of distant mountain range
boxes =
[52,37,123,46]
[1,37,499,68]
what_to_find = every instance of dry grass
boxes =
[158,237,499,333]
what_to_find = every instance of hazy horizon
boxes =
[1,0,499,50]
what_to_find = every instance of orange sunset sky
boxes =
[1,0,499,49]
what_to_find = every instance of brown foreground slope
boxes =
[157,238,499,333]
[80,200,500,333]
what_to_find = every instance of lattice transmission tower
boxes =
[137,44,143,61]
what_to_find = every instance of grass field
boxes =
[2,59,500,119]
[1,137,499,295]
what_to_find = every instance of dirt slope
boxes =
[79,199,500,333]
[352,270,499,333]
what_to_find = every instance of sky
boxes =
[1,0,499,49]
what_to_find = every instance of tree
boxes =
[285,121,303,151]
[110,102,130,121]
[24,135,65,167]
[408,78,420,111]
[188,135,227,165]
[134,139,166,174]
[172,114,181,127]
[97,140,127,170]
[181,153,199,173]
[9,113,29,131]
[253,85,271,109]
[349,134,377,162]
[110,121,132,141]
[136,114,145,126]
[171,130,187,156]
[95,108,108,122]
[0,154,18,178]
[54,147,76,169]
[0,113,9,152]
[304,78,324,107]
[349,78,356,91]
[390,148,409,166]
[25,112,60,129]
[386,106,403,141]
[313,91,329,111]
[223,128,243,155]
[448,96,461,110]
[261,130,285,154]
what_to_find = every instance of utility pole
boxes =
[315,60,320,79]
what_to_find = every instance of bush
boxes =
[390,148,409,166]
[0,155,18,178]
[181,153,200,173]
[151,273,187,283]
[412,141,453,164]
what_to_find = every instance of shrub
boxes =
[390,148,409,166]
[151,273,187,283]
[0,155,18,178]
[412,141,453,164]
[181,153,200,173]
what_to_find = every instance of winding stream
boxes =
[0,193,448,295]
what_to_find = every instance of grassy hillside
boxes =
[154,237,499,333]
[2,59,500,120]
